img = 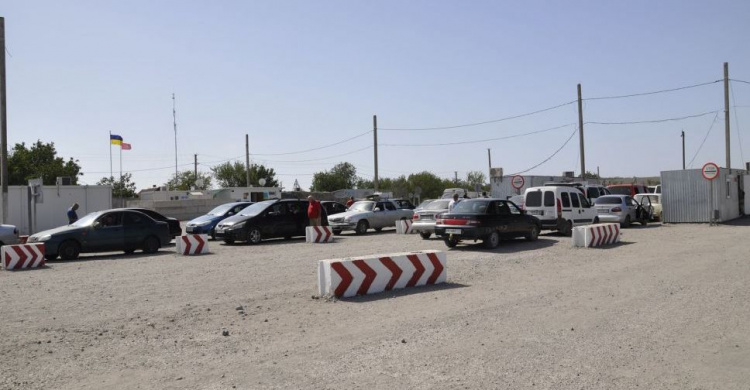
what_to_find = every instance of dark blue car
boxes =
[185,202,253,239]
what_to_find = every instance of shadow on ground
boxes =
[338,282,470,303]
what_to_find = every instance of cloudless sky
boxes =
[3,1,750,191]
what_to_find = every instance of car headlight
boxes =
[230,222,246,230]
[37,235,52,242]
[197,220,212,226]
[344,217,353,222]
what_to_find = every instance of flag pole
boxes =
[119,143,122,184]
[109,131,113,180]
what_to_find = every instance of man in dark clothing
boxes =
[307,196,322,226]
[67,203,79,224]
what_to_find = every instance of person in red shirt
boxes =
[345,196,355,208]
[307,195,322,226]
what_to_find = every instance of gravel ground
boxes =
[1,220,749,390]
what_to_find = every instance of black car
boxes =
[321,201,348,216]
[392,199,416,210]
[126,208,182,239]
[434,199,541,249]
[214,199,328,244]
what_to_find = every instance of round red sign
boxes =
[511,175,525,189]
[701,162,719,181]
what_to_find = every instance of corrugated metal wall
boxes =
[661,168,742,223]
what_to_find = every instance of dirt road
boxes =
[1,221,748,389]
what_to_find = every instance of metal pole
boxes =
[0,17,8,223]
[487,148,492,178]
[373,115,379,191]
[172,93,178,186]
[577,84,586,179]
[681,130,686,170]
[109,131,113,180]
[709,179,714,225]
[194,153,197,187]
[245,134,251,186]
[724,62,731,169]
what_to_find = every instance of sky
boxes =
[3,0,750,191]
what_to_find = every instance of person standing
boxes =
[448,193,460,212]
[67,203,79,224]
[307,196,322,226]
[345,196,355,208]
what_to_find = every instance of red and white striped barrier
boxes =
[176,234,209,255]
[1,243,45,270]
[318,250,447,298]
[395,219,415,234]
[572,223,622,248]
[306,226,334,243]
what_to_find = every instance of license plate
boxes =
[529,210,543,215]
[215,228,224,234]
[186,226,194,233]
[446,229,462,235]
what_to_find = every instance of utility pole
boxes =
[724,62,731,169]
[577,83,586,179]
[373,115,379,191]
[172,93,178,186]
[245,134,251,187]
[194,154,197,184]
[681,130,686,170]
[454,171,458,184]
[487,149,492,179]
[0,17,8,223]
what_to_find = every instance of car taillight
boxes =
[612,207,622,212]
[556,198,562,215]
[412,213,419,220]
[436,218,444,224]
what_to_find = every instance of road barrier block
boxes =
[176,234,209,255]
[395,219,416,234]
[2,243,45,270]
[306,226,334,243]
[572,223,621,248]
[318,250,447,298]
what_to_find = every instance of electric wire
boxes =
[250,130,372,156]
[252,145,372,163]
[584,80,722,101]
[730,79,750,85]
[730,82,745,164]
[585,110,719,125]
[380,123,574,147]
[688,111,720,168]
[510,128,578,175]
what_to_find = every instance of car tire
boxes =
[58,240,80,260]
[247,227,262,244]
[210,230,216,241]
[45,254,58,261]
[123,248,136,254]
[484,231,500,249]
[561,220,573,236]
[623,215,632,228]
[640,217,648,226]
[142,236,160,254]
[355,220,369,235]
[224,239,234,245]
[332,229,342,235]
[525,225,540,241]
[593,217,600,224]
[419,232,431,240]
[444,236,459,248]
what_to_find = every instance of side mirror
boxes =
[374,207,381,212]
[268,211,279,217]
[227,211,234,216]
[93,221,101,229]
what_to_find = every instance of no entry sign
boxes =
[511,175,525,189]
[701,162,719,181]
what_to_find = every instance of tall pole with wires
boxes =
[0,17,8,223]
[577,84,586,179]
[681,130,686,170]
[487,148,492,180]
[724,62,731,169]
[245,134,251,186]
[172,93,178,187]
[373,115,379,191]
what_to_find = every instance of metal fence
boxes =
[661,168,743,223]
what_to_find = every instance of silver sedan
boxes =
[593,195,649,228]
[412,199,451,239]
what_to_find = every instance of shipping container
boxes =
[660,168,744,223]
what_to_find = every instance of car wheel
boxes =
[355,220,369,235]
[332,229,342,235]
[142,236,160,254]
[123,248,136,254]
[224,239,234,245]
[58,240,80,260]
[419,232,431,240]
[561,220,573,237]
[444,236,459,248]
[640,217,648,226]
[45,254,58,261]
[484,231,500,249]
[593,217,600,224]
[247,227,262,244]
[525,225,540,241]
[210,229,216,241]
[623,215,632,228]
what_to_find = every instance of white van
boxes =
[523,186,598,235]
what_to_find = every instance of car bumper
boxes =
[412,221,437,233]
[328,222,356,231]
[214,228,247,242]
[597,214,625,224]
[434,226,492,239]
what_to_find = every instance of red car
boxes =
[606,184,649,197]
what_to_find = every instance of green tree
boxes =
[211,161,279,187]
[407,171,446,199]
[165,170,213,190]
[310,162,358,192]
[466,171,486,189]
[8,141,82,185]
[97,173,137,198]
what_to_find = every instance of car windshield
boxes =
[608,186,632,195]
[416,200,434,209]
[425,200,450,210]
[595,196,623,205]
[349,201,374,212]
[239,200,275,216]
[636,195,660,204]
[509,195,524,204]
[451,200,488,214]
[71,212,101,227]
[207,204,235,216]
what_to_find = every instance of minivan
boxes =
[607,184,649,197]
[214,199,327,244]
[523,186,598,235]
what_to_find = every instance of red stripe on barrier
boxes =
[380,257,402,291]
[313,226,323,243]
[588,226,597,247]
[602,226,610,244]
[426,253,443,284]
[596,226,604,246]
[13,246,27,269]
[331,262,353,297]
[353,260,376,295]
[194,235,205,254]
[181,235,192,254]
[323,227,332,242]
[406,254,425,287]
[4,250,11,268]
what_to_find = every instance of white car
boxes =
[523,186,598,236]
[0,224,20,246]
[328,200,414,235]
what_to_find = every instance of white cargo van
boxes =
[523,186,598,235]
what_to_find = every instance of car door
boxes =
[505,201,530,235]
[577,193,596,224]
[625,196,638,220]
[264,202,294,238]
[87,211,125,251]
[383,201,400,227]
[495,201,516,235]
[123,211,150,250]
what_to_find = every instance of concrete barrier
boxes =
[176,234,210,255]
[2,243,45,270]
[306,226,334,243]
[572,223,621,248]
[318,250,447,298]
[395,219,416,234]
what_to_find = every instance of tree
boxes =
[8,141,82,185]
[97,173,137,198]
[310,162,358,192]
[466,171,486,189]
[165,170,212,190]
[211,162,279,187]
[407,171,446,199]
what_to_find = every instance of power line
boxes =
[510,128,578,175]
[80,154,245,175]
[250,130,372,156]
[584,80,721,101]
[381,123,575,147]
[252,145,372,163]
[378,100,577,131]
[585,110,720,125]
[731,79,750,85]
[688,111,720,168]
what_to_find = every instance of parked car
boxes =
[321,201,348,216]
[523,186,598,236]
[27,209,171,260]
[593,195,650,227]
[391,199,416,210]
[635,194,662,221]
[126,207,182,239]
[434,199,541,249]
[607,184,649,197]
[327,200,414,235]
[415,199,435,210]
[0,224,20,246]
[185,202,253,239]
[214,199,326,244]
[412,199,451,239]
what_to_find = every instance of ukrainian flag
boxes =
[110,134,123,145]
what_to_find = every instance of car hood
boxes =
[328,210,373,219]
[217,214,252,226]
[416,208,448,214]
[29,225,83,239]
[187,215,219,225]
